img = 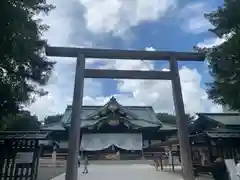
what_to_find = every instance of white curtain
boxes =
[80,133,142,151]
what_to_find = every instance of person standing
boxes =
[235,156,240,180]
[77,152,81,167]
[83,156,89,174]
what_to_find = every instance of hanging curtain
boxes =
[80,133,142,151]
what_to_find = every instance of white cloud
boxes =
[94,57,222,114]
[27,0,104,120]
[197,37,225,48]
[145,47,155,51]
[197,33,233,48]
[180,2,212,34]
[27,0,222,120]
[79,0,177,36]
[28,77,103,120]
[83,94,144,106]
[79,46,222,114]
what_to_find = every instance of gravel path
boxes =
[49,164,213,180]
[37,160,213,180]
[37,166,66,180]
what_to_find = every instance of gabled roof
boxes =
[197,113,240,126]
[160,123,177,131]
[205,128,240,138]
[0,131,50,140]
[189,113,240,133]
[61,97,161,128]
[84,97,139,120]
[40,122,65,131]
[160,128,240,146]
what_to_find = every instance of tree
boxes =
[0,0,55,119]
[195,0,240,111]
[3,110,40,131]
[44,114,63,125]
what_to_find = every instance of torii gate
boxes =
[46,46,205,180]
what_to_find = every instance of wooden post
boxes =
[220,148,224,158]
[65,54,85,180]
[207,138,213,163]
[160,153,163,171]
[171,151,175,172]
[141,149,144,159]
[170,58,194,180]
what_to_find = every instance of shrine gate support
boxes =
[0,131,48,180]
[46,46,205,180]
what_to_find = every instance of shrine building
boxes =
[40,97,176,159]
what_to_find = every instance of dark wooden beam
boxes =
[84,69,173,80]
[46,46,205,61]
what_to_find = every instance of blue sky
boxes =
[28,0,225,120]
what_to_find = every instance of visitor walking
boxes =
[235,156,240,180]
[82,156,89,174]
[77,152,81,167]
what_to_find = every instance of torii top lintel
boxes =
[46,46,205,61]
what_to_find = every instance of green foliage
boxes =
[2,110,40,131]
[44,114,63,125]
[0,0,55,118]
[195,0,240,110]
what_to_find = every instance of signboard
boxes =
[15,152,33,164]
[108,120,119,126]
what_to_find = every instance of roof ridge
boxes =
[66,105,153,109]
[197,113,240,116]
[145,107,159,122]
[40,121,62,128]
[83,97,141,120]
[83,98,113,119]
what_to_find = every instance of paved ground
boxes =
[37,166,66,180]
[49,164,213,180]
[37,160,213,180]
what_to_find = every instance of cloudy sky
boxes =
[29,0,225,120]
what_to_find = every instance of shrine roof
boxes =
[40,122,65,131]
[205,129,240,138]
[196,113,240,126]
[157,128,240,146]
[0,131,49,140]
[159,123,177,131]
[190,128,240,139]
[60,97,161,128]
[61,106,161,127]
